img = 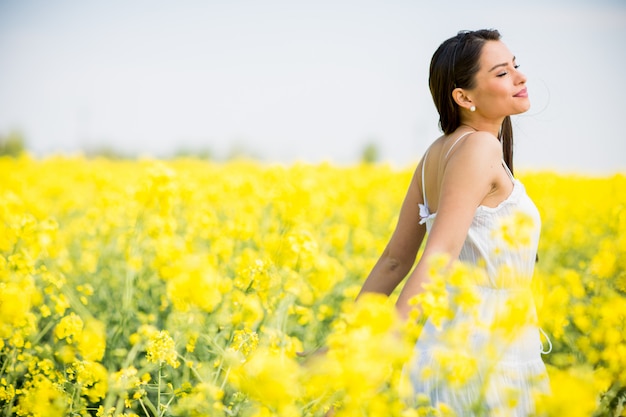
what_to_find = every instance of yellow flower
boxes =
[55,344,76,364]
[230,290,265,328]
[111,366,139,392]
[185,331,199,353]
[77,319,106,361]
[490,289,535,339]
[166,257,229,313]
[0,278,36,332]
[307,253,345,296]
[3,154,625,417]
[0,378,15,402]
[232,328,260,358]
[431,347,479,388]
[146,330,180,368]
[14,374,67,417]
[263,327,304,358]
[71,360,109,402]
[589,239,617,279]
[535,366,600,417]
[96,405,116,417]
[54,312,84,343]
[284,226,319,270]
[410,254,455,329]
[318,293,411,411]
[230,346,302,413]
[492,209,537,250]
[171,382,225,416]
[51,293,70,315]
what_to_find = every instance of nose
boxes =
[516,67,527,84]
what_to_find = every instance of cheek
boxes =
[486,83,510,99]
[481,87,512,109]
[474,89,505,108]
[481,77,511,97]
[473,81,508,104]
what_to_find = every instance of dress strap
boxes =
[539,328,553,354]
[444,129,515,183]
[421,131,475,210]
[501,159,514,181]
[421,148,430,209]
[444,131,475,160]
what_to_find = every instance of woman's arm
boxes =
[357,160,427,298]
[395,133,504,319]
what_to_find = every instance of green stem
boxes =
[123,269,135,322]
[30,319,56,345]
[163,393,176,414]
[213,359,224,385]
[4,398,15,417]
[179,354,204,383]
[138,398,152,416]
[0,347,16,377]
[220,367,231,391]
[157,363,162,416]
[113,395,125,417]
[123,342,142,368]
[143,396,159,416]
[67,386,78,415]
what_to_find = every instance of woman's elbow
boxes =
[381,249,415,277]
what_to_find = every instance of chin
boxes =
[513,102,531,115]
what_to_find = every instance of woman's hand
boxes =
[296,345,328,362]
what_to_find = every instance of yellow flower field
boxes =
[0,155,625,416]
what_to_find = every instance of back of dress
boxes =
[410,133,550,416]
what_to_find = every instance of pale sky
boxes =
[1,0,625,173]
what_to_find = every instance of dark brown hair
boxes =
[429,29,515,174]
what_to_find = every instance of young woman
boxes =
[358,29,550,415]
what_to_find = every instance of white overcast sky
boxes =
[1,0,625,173]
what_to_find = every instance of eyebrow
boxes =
[488,56,516,72]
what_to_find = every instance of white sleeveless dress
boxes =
[408,133,551,416]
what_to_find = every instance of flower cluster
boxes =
[0,154,624,416]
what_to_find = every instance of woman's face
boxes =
[467,40,529,117]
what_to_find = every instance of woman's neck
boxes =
[459,117,503,137]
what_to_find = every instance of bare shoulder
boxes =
[454,130,501,154]
[446,131,502,168]
[414,134,446,178]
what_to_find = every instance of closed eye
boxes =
[497,64,521,77]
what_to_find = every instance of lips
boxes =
[514,88,528,98]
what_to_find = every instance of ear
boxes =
[452,88,474,111]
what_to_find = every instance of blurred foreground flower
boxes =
[146,330,180,368]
